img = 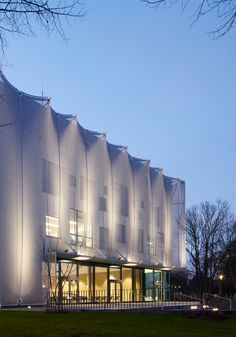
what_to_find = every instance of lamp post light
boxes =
[218,274,224,297]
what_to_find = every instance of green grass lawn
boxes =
[0,311,235,337]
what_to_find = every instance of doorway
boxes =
[110,280,121,302]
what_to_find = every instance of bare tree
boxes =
[185,200,235,296]
[142,0,236,37]
[0,1,85,55]
[38,221,90,308]
[221,230,236,290]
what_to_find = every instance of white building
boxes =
[0,72,185,306]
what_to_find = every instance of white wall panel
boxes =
[0,73,185,305]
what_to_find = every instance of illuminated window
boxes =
[69,209,92,248]
[78,212,85,235]
[69,217,77,246]
[69,209,85,245]
[45,216,59,237]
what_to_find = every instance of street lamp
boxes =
[219,274,224,281]
[218,274,224,297]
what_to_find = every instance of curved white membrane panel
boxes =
[150,168,169,266]
[0,73,50,304]
[107,144,134,261]
[0,74,22,305]
[0,73,185,305]
[129,156,151,264]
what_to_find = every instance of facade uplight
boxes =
[74,256,91,261]
[123,262,137,267]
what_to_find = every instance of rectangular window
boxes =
[45,216,59,238]
[138,229,144,253]
[99,197,107,211]
[42,159,56,194]
[69,209,85,245]
[153,205,160,227]
[42,159,48,193]
[69,213,77,245]
[100,227,109,250]
[48,162,56,194]
[116,224,126,243]
[77,211,85,236]
[120,185,129,217]
[69,175,76,188]
[158,232,165,245]
[104,186,108,195]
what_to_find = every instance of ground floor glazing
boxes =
[43,260,171,303]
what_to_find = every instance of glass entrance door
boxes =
[110,281,121,302]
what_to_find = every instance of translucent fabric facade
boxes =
[0,73,185,305]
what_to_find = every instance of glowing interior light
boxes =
[45,216,59,237]
[45,223,59,228]
[212,308,219,312]
[190,305,198,310]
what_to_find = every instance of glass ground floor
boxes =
[44,259,171,303]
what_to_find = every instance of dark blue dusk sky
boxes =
[2,0,236,210]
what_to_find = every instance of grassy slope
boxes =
[0,311,235,337]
